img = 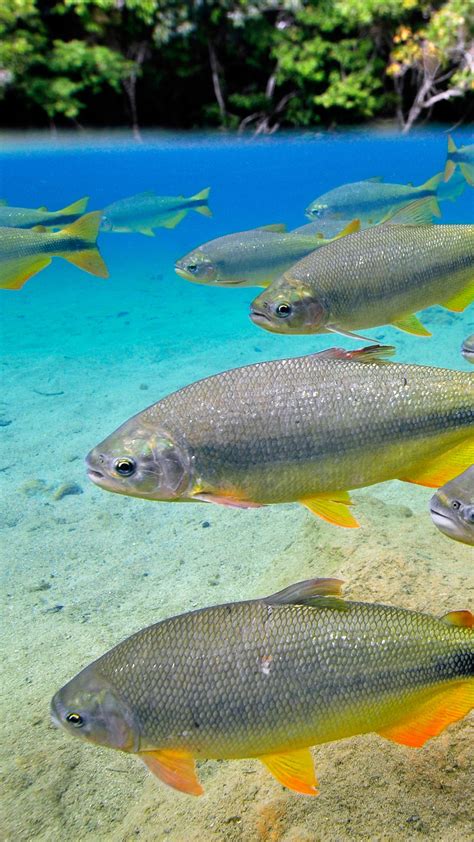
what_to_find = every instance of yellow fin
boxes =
[191,187,212,217]
[300,491,360,528]
[266,578,344,605]
[139,227,155,237]
[447,135,457,154]
[162,211,187,228]
[383,197,436,225]
[37,205,48,212]
[399,438,474,489]
[62,210,102,241]
[63,249,109,277]
[139,749,204,796]
[460,162,474,187]
[377,680,474,748]
[0,256,52,290]
[444,159,456,182]
[441,609,474,628]
[330,219,360,240]
[442,281,474,313]
[32,225,47,233]
[60,211,109,277]
[391,313,431,336]
[260,747,318,796]
[57,196,89,215]
[257,223,287,232]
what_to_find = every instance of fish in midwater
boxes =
[444,136,474,186]
[51,578,474,798]
[100,188,211,235]
[462,334,474,364]
[305,170,462,224]
[430,465,474,546]
[85,345,474,528]
[0,212,108,290]
[0,197,88,229]
[174,220,359,287]
[250,223,474,338]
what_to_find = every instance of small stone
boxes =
[28,580,51,593]
[202,521,211,528]
[139,384,149,390]
[20,479,49,497]
[45,604,64,613]
[0,419,12,427]
[52,482,83,501]
[117,311,129,317]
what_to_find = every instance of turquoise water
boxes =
[1,129,473,841]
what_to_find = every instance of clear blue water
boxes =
[1,129,473,841]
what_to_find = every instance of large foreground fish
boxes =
[444,136,474,186]
[0,197,88,229]
[174,220,358,287]
[250,223,474,338]
[430,465,474,547]
[51,578,474,798]
[305,171,461,224]
[0,212,108,290]
[85,345,474,528]
[100,188,211,235]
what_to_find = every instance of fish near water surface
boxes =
[462,334,474,364]
[430,465,474,547]
[250,222,474,338]
[305,170,462,224]
[85,345,474,528]
[0,212,108,290]
[51,578,474,798]
[174,220,359,287]
[0,197,89,230]
[100,188,211,235]
[444,135,474,187]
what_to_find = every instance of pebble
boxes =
[53,482,84,500]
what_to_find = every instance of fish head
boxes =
[250,280,328,334]
[429,487,474,547]
[175,250,219,284]
[305,201,331,221]
[461,334,474,364]
[51,667,139,752]
[86,417,191,501]
[99,214,115,232]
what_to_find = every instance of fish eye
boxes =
[114,457,136,476]
[451,500,461,510]
[312,209,321,218]
[186,264,198,274]
[66,712,84,727]
[467,510,474,523]
[276,302,292,318]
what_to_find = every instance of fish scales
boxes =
[81,599,474,759]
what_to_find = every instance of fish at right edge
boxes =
[430,465,474,546]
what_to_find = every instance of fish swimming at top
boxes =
[174,220,359,288]
[250,222,474,338]
[85,344,474,529]
[462,334,474,364]
[305,171,463,224]
[51,578,474,798]
[0,212,108,290]
[100,188,211,235]
[0,197,89,230]
[430,465,474,547]
[444,136,474,187]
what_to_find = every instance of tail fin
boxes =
[60,211,109,278]
[420,171,443,217]
[57,196,89,216]
[437,168,466,203]
[191,187,212,217]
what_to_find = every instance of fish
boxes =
[305,171,462,224]
[0,212,109,290]
[85,344,474,529]
[250,222,474,338]
[462,334,474,364]
[430,465,474,547]
[100,188,211,235]
[0,197,89,230]
[444,136,474,187]
[51,577,474,798]
[174,220,359,288]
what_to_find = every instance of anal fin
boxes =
[441,280,474,313]
[377,680,474,748]
[391,314,431,336]
[139,749,204,796]
[260,747,318,796]
[299,491,360,528]
[162,211,187,229]
[399,437,474,488]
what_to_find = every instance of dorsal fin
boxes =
[37,205,48,211]
[441,609,473,628]
[256,223,287,233]
[313,344,395,365]
[365,176,384,183]
[265,578,344,605]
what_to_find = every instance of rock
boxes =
[52,482,84,500]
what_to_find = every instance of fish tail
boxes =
[420,171,443,216]
[460,162,474,187]
[56,196,89,216]
[191,187,212,217]
[59,211,109,278]
[444,135,457,182]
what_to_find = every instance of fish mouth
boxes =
[175,266,195,281]
[249,307,272,325]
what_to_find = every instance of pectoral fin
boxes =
[299,491,360,528]
[441,609,473,628]
[377,681,474,748]
[399,438,474,488]
[192,492,263,509]
[140,749,204,796]
[391,314,431,336]
[260,747,318,796]
[441,280,474,313]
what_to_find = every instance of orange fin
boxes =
[266,578,344,605]
[399,438,474,489]
[63,249,109,277]
[313,344,395,364]
[62,209,102,241]
[139,749,204,796]
[60,211,109,278]
[0,256,51,290]
[330,219,360,240]
[392,313,431,336]
[193,492,262,509]
[260,747,318,796]
[300,491,360,528]
[442,280,474,313]
[377,681,474,748]
[441,609,474,628]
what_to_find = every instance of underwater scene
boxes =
[1,129,473,841]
